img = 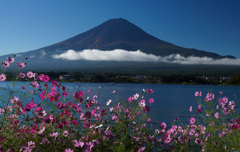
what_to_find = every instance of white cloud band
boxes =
[52,49,159,62]
[52,49,240,65]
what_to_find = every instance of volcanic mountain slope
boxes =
[25,18,234,59]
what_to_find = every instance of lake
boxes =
[1,81,240,126]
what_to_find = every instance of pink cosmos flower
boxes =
[147,118,151,122]
[195,91,202,97]
[38,74,44,81]
[79,142,85,148]
[51,80,58,86]
[91,109,96,115]
[0,73,6,81]
[7,57,14,63]
[62,91,69,97]
[22,86,26,90]
[64,148,73,152]
[214,112,219,119]
[164,134,172,144]
[10,96,19,104]
[86,89,91,95]
[62,130,69,137]
[219,91,225,96]
[44,75,50,82]
[28,141,35,149]
[194,133,199,138]
[128,96,134,103]
[5,106,12,112]
[218,98,223,104]
[38,127,46,134]
[139,99,146,107]
[50,132,58,138]
[223,108,230,115]
[30,81,39,88]
[2,61,10,67]
[189,128,196,136]
[195,138,202,144]
[137,147,145,152]
[17,62,25,68]
[160,122,166,129]
[222,97,228,104]
[19,72,25,78]
[112,115,118,121]
[73,140,84,148]
[189,117,195,124]
[189,106,192,112]
[0,109,5,115]
[148,98,154,103]
[229,101,235,110]
[27,71,34,78]
[205,93,215,101]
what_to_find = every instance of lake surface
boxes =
[1,81,240,126]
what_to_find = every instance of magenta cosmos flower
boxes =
[148,98,154,103]
[146,88,154,94]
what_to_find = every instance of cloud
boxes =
[52,49,160,62]
[159,54,240,65]
[52,49,240,65]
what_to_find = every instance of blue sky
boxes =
[0,0,240,57]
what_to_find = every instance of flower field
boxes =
[0,56,240,152]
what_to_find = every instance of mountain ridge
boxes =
[26,18,235,59]
[0,18,237,72]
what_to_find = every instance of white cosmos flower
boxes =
[134,93,139,100]
[139,100,146,107]
[106,99,112,106]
